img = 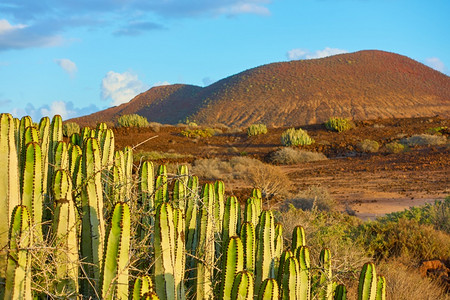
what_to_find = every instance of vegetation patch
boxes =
[324,117,354,132]
[134,150,192,162]
[281,127,314,146]
[384,141,405,154]
[357,139,380,153]
[117,114,150,128]
[247,123,268,137]
[400,134,447,147]
[268,147,327,164]
[180,128,215,138]
[63,122,80,137]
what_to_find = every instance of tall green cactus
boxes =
[155,174,168,207]
[38,117,50,198]
[334,284,347,300]
[100,202,130,300]
[274,223,283,260]
[254,210,275,296]
[52,169,79,298]
[154,203,176,300]
[99,128,114,169]
[281,256,300,300]
[318,248,332,300]
[251,188,262,217]
[0,113,20,277]
[17,116,32,167]
[375,275,385,300]
[219,236,244,300]
[175,165,189,213]
[184,175,199,288]
[296,246,311,300]
[123,146,133,199]
[240,222,256,274]
[4,205,32,300]
[292,225,306,251]
[257,278,279,300]
[138,161,155,242]
[222,196,240,245]
[277,250,293,288]
[21,142,43,241]
[80,137,106,296]
[173,208,186,300]
[230,270,254,300]
[214,180,225,236]
[358,262,377,300]
[195,183,215,300]
[244,197,258,228]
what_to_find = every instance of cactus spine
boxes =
[100,202,131,300]
[4,205,32,300]
[80,137,106,296]
[257,278,279,300]
[154,203,176,300]
[219,236,244,300]
[52,169,79,297]
[0,113,20,276]
[230,270,254,300]
[358,262,377,300]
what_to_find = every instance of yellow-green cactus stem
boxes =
[281,256,300,300]
[223,196,240,245]
[132,275,154,300]
[375,275,386,300]
[254,210,275,296]
[219,236,244,300]
[240,222,256,274]
[318,248,332,300]
[334,284,347,300]
[251,188,262,217]
[358,262,377,300]
[277,250,293,288]
[292,225,306,251]
[230,270,254,300]
[244,197,258,228]
[173,208,186,300]
[257,278,279,300]
[296,246,311,300]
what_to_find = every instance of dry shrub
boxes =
[376,259,450,300]
[268,148,327,164]
[148,122,161,133]
[357,139,380,153]
[192,157,291,198]
[401,134,447,147]
[385,141,405,153]
[282,186,336,212]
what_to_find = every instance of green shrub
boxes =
[400,134,447,147]
[268,148,327,164]
[247,123,268,137]
[385,141,405,154]
[324,117,353,132]
[357,139,379,153]
[180,128,215,138]
[63,122,80,137]
[281,128,314,146]
[117,114,149,128]
[426,126,448,135]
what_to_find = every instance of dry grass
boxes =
[191,157,291,198]
[281,186,337,212]
[357,139,380,153]
[268,148,327,165]
[401,134,447,147]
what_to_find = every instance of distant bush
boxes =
[281,186,337,212]
[247,123,268,137]
[426,126,448,135]
[63,122,80,137]
[385,141,405,154]
[357,139,379,153]
[400,134,447,147]
[324,117,354,132]
[281,128,314,146]
[268,148,327,164]
[180,128,215,138]
[117,114,149,128]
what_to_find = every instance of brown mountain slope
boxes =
[72,50,450,127]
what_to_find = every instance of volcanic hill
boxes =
[71,50,450,127]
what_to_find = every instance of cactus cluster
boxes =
[0,113,386,299]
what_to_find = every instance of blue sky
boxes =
[0,0,449,121]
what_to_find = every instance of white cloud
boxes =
[11,101,99,121]
[0,19,27,34]
[153,81,170,87]
[424,57,446,73]
[287,47,348,60]
[101,71,150,106]
[223,3,271,16]
[55,58,77,76]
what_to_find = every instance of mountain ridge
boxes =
[71,50,450,127]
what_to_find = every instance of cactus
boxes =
[257,278,279,300]
[155,174,168,207]
[154,203,176,300]
[281,256,300,300]
[230,270,254,300]
[80,137,106,296]
[214,180,225,235]
[123,146,133,199]
[0,113,21,277]
[4,205,32,300]
[358,262,377,300]
[184,175,199,287]
[274,223,283,259]
[138,161,155,241]
[52,169,79,297]
[296,246,311,300]
[254,210,275,296]
[244,197,258,228]
[277,250,293,288]
[251,188,262,217]
[132,275,154,300]
[222,196,240,244]
[17,116,32,164]
[195,183,215,300]
[173,178,187,211]
[70,132,82,147]
[240,222,256,274]
[292,225,306,251]
[99,128,115,169]
[318,248,332,300]
[219,236,244,300]
[375,275,386,300]
[334,284,347,300]
[100,202,130,300]
[173,208,186,300]
[21,142,43,241]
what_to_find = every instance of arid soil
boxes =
[113,116,449,219]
